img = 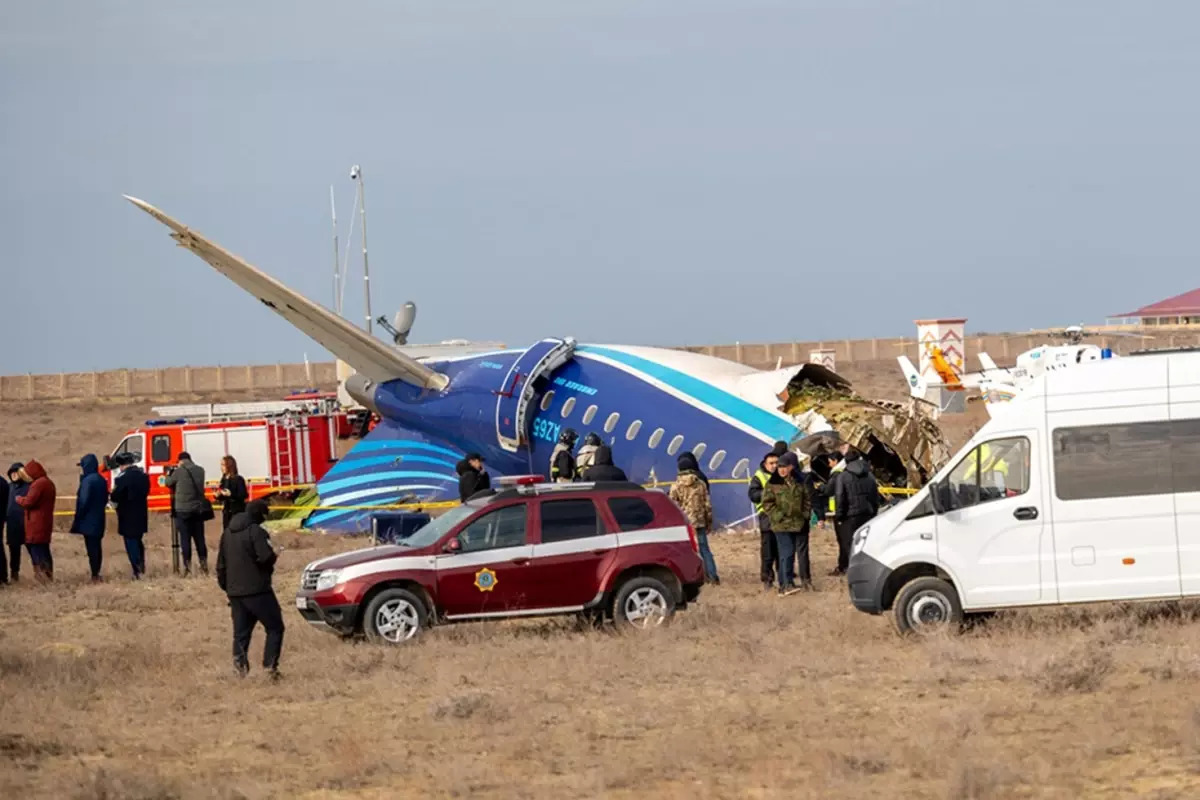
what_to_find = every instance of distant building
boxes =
[1111,288,1200,326]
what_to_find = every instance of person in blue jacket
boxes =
[109,452,150,579]
[4,464,29,582]
[70,454,109,582]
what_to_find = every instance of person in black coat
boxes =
[580,445,628,482]
[456,453,491,502]
[0,474,7,584]
[109,453,151,579]
[833,450,880,575]
[217,455,249,531]
[216,500,284,678]
[4,464,29,583]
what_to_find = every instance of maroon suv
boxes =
[295,480,705,643]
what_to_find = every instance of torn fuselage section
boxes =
[778,365,950,489]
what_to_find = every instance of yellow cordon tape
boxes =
[48,478,918,517]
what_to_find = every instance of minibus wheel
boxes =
[893,577,963,636]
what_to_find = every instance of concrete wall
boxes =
[3,330,1198,402]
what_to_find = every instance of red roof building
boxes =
[1113,288,1200,326]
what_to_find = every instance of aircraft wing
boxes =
[125,196,449,392]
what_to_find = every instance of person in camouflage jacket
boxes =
[670,452,719,584]
[760,452,813,594]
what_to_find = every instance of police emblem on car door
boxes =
[436,504,534,617]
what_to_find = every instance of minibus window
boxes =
[941,437,1030,512]
[1054,421,1172,500]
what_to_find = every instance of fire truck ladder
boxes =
[272,418,296,487]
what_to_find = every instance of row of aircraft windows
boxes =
[540,390,754,480]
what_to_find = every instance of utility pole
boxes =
[350,164,372,334]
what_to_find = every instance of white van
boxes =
[847,349,1200,634]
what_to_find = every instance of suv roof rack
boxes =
[487,480,647,502]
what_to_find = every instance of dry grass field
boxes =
[6,368,1197,798]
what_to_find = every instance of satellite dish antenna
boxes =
[375,301,417,346]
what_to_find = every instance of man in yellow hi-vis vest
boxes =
[748,442,788,591]
[964,442,1010,499]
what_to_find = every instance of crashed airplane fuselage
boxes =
[125,196,950,532]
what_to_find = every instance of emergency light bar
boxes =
[496,474,545,487]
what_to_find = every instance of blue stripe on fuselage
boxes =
[576,346,794,442]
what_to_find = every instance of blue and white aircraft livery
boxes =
[125,196,946,532]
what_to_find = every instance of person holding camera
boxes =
[164,452,210,576]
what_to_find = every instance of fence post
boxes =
[60,373,67,399]
[246,365,254,389]
[184,367,193,393]
[27,374,33,400]
[734,342,743,363]
[276,363,284,388]
[871,338,880,359]
[124,369,133,397]
[216,365,224,393]
[155,369,164,394]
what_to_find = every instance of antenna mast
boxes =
[329,185,341,316]
[351,164,372,334]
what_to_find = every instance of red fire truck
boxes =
[99,392,361,512]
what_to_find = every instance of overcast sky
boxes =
[2,1,1197,373]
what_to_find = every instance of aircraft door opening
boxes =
[494,338,576,453]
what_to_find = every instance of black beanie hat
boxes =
[771,441,788,457]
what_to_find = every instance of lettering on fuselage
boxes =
[553,377,597,396]
[532,416,562,444]
[479,361,505,370]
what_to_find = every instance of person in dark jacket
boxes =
[16,460,56,582]
[6,465,29,582]
[759,452,813,595]
[70,454,109,581]
[580,445,628,482]
[216,500,284,678]
[748,442,788,591]
[217,455,249,531]
[110,453,151,579]
[833,449,880,575]
[164,452,209,575]
[457,453,491,502]
[0,475,7,584]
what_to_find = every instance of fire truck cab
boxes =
[101,393,355,512]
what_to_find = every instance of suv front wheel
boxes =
[613,577,676,629]
[363,588,427,644]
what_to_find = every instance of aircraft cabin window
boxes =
[626,420,642,441]
[648,428,665,449]
[582,405,598,425]
[604,412,620,434]
[457,505,528,553]
[731,458,751,479]
[936,437,1030,512]
[667,435,684,456]
[540,391,555,412]
[561,397,577,419]
[692,443,708,460]
[709,450,726,471]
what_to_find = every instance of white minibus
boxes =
[847,349,1200,634]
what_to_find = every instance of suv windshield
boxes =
[396,504,478,548]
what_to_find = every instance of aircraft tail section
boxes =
[978,352,999,372]
[897,355,928,398]
[124,196,450,392]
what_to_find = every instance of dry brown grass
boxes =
[4,529,1200,798]
[0,385,1184,798]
